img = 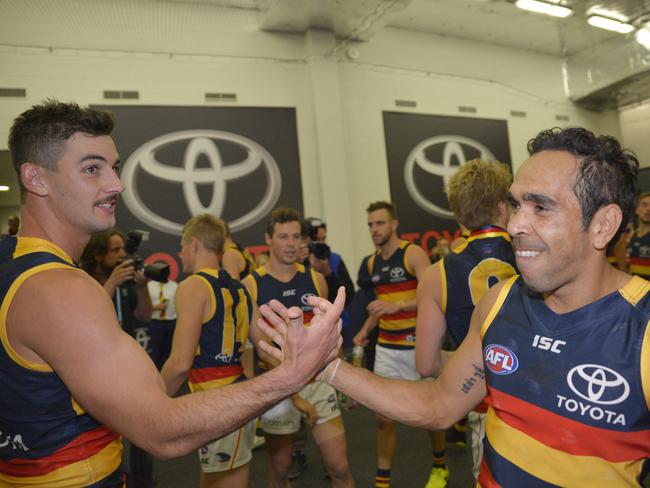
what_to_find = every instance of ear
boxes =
[264,233,272,246]
[392,219,399,232]
[590,204,623,251]
[20,163,49,197]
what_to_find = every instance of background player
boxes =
[161,214,255,488]
[415,158,516,481]
[353,201,440,488]
[242,207,354,488]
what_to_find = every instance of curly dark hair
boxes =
[527,127,638,245]
[9,99,114,196]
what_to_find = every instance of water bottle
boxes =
[352,345,364,368]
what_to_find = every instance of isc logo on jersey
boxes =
[484,344,519,375]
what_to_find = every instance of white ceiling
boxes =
[2,0,650,207]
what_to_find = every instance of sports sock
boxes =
[375,468,391,488]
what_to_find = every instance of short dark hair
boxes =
[528,127,638,245]
[79,229,124,275]
[366,201,397,219]
[8,99,114,195]
[266,207,302,236]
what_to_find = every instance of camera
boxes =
[304,217,331,260]
[124,230,170,283]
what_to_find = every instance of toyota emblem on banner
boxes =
[121,130,282,235]
[404,135,496,219]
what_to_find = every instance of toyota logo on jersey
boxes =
[484,344,519,375]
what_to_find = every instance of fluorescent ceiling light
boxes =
[515,0,573,18]
[636,28,650,50]
[587,15,634,34]
[0,185,9,191]
[586,6,629,23]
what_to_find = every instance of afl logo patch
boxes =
[484,344,519,375]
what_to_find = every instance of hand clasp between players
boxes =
[256,286,345,382]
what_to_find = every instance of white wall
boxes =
[0,0,623,275]
[619,101,650,168]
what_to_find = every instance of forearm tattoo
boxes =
[460,363,485,394]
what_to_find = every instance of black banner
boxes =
[383,111,511,254]
[94,105,303,280]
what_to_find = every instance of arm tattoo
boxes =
[460,363,485,394]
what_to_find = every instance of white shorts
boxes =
[373,345,420,381]
[198,418,256,473]
[260,382,340,435]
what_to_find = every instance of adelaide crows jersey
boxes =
[627,230,650,280]
[479,275,650,487]
[441,226,516,346]
[0,236,122,487]
[226,242,256,280]
[187,269,252,392]
[368,241,418,350]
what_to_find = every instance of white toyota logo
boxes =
[390,267,405,279]
[404,135,496,219]
[567,364,630,405]
[121,130,281,235]
[301,293,316,306]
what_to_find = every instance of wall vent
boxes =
[458,105,477,114]
[103,90,140,100]
[0,88,26,98]
[510,110,527,118]
[205,92,237,102]
[395,99,416,108]
[555,114,570,122]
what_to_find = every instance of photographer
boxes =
[304,217,354,305]
[80,228,154,488]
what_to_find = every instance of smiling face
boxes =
[37,132,123,236]
[507,150,592,293]
[266,220,302,266]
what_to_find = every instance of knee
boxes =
[269,453,291,477]
[325,458,352,483]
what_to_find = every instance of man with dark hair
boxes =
[626,192,650,280]
[354,200,434,488]
[242,207,354,488]
[264,128,649,486]
[0,100,343,487]
[416,159,517,482]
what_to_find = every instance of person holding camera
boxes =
[80,228,155,488]
[304,217,354,305]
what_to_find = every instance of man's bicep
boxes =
[433,282,504,414]
[12,271,168,436]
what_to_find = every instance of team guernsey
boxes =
[368,241,418,349]
[627,230,650,280]
[0,236,123,487]
[226,242,256,280]
[441,226,517,346]
[479,275,650,487]
[187,269,252,392]
[249,263,322,325]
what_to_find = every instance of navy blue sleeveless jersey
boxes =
[187,269,252,391]
[226,242,256,280]
[368,241,418,349]
[442,226,516,346]
[249,263,322,324]
[0,236,123,487]
[479,275,650,487]
[627,230,650,280]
